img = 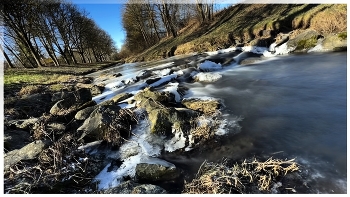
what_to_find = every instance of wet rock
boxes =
[134,87,175,105]
[111,93,133,103]
[275,33,290,47]
[135,163,180,182]
[182,98,221,114]
[102,180,167,194]
[249,37,275,48]
[113,73,122,77]
[146,77,161,85]
[4,140,51,170]
[176,67,198,82]
[136,70,153,80]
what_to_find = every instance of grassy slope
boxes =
[126,4,346,62]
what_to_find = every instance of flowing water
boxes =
[87,51,347,193]
[181,52,347,193]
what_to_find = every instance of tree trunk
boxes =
[3,51,15,68]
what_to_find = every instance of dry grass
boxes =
[183,157,299,194]
[310,4,347,34]
[18,85,46,96]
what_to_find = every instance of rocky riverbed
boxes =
[3,29,346,194]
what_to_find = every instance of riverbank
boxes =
[3,36,346,193]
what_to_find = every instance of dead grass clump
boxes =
[18,85,46,96]
[103,108,138,146]
[4,132,97,194]
[310,5,347,34]
[183,157,299,194]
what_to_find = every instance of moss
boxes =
[295,35,318,50]
[338,32,347,40]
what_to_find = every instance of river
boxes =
[87,51,347,193]
[181,51,347,193]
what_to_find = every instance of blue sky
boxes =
[70,1,126,50]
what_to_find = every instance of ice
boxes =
[198,60,222,71]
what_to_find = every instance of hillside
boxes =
[125,4,346,62]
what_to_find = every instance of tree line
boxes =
[121,0,216,56]
[1,0,117,68]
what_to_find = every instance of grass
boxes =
[3,61,121,96]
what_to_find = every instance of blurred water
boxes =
[183,52,347,193]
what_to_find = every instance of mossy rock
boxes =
[287,29,321,51]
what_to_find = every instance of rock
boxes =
[134,87,175,105]
[113,73,122,77]
[321,33,347,51]
[132,184,167,194]
[47,122,66,133]
[286,29,321,51]
[249,37,275,48]
[111,93,133,103]
[76,76,93,84]
[7,118,39,130]
[4,140,51,170]
[51,91,75,103]
[77,105,121,140]
[146,77,161,85]
[275,33,290,47]
[4,129,31,152]
[90,85,105,96]
[75,105,98,120]
[136,70,153,80]
[102,180,167,194]
[50,88,93,117]
[135,163,180,182]
[182,98,221,114]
